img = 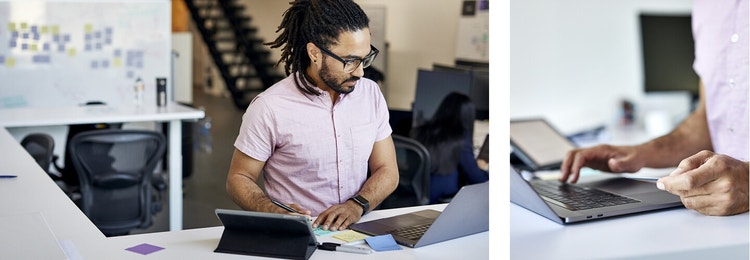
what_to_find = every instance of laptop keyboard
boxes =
[389,223,432,240]
[531,181,640,211]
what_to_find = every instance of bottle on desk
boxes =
[134,77,145,106]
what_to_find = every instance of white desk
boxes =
[0,128,109,258]
[0,102,204,231]
[103,204,489,259]
[511,195,749,259]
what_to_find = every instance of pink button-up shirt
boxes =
[234,73,391,216]
[692,0,749,161]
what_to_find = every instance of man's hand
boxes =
[657,150,749,216]
[312,200,363,231]
[560,144,644,183]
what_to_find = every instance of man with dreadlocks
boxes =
[227,0,398,231]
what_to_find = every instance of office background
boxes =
[510,0,694,135]
[195,0,478,112]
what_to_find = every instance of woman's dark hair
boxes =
[265,0,369,95]
[413,92,476,175]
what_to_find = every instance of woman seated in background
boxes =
[413,92,489,204]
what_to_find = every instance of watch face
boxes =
[352,195,369,216]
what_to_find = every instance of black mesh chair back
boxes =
[68,129,165,236]
[54,101,123,190]
[21,133,55,173]
[379,135,431,209]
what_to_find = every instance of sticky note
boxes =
[333,230,369,243]
[125,243,164,255]
[365,234,401,251]
[313,227,339,237]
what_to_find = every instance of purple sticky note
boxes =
[125,243,164,255]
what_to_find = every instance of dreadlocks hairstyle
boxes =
[265,0,370,95]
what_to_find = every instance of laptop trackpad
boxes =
[582,177,657,195]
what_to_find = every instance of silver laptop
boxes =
[350,182,489,248]
[510,166,683,224]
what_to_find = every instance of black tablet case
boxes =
[214,209,317,260]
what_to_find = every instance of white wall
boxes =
[238,0,464,110]
[510,0,693,134]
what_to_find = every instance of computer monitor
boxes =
[640,14,699,101]
[412,69,473,127]
[432,64,490,120]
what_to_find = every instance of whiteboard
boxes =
[0,0,171,109]
[455,0,489,63]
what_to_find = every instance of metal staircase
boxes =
[185,0,285,110]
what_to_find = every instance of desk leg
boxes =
[168,119,183,231]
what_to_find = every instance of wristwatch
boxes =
[349,195,370,216]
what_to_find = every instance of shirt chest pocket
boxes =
[350,123,377,164]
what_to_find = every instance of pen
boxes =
[0,175,17,178]
[271,199,303,214]
[317,242,372,255]
[344,239,366,246]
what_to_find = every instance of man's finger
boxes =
[658,163,721,194]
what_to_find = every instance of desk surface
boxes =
[511,198,749,259]
[98,204,489,259]
[0,102,204,127]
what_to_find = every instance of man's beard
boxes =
[319,63,359,94]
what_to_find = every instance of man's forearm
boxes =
[639,97,712,168]
[227,174,275,212]
[356,167,398,210]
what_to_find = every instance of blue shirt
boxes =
[429,133,489,204]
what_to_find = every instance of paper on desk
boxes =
[332,230,369,242]
[365,234,402,251]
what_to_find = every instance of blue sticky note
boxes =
[365,234,402,251]
[313,226,339,237]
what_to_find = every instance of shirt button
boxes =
[729,78,735,87]
[731,33,739,43]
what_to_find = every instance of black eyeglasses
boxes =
[316,44,379,73]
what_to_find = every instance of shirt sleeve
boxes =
[373,83,393,142]
[459,133,489,184]
[234,96,275,161]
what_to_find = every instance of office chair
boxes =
[379,135,431,209]
[53,101,123,195]
[20,133,56,177]
[68,129,166,236]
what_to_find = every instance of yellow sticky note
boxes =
[67,48,76,57]
[29,44,37,52]
[20,22,27,29]
[84,24,93,33]
[8,23,15,32]
[40,26,48,34]
[6,58,16,67]
[113,57,122,67]
[332,230,370,243]
[51,25,59,35]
